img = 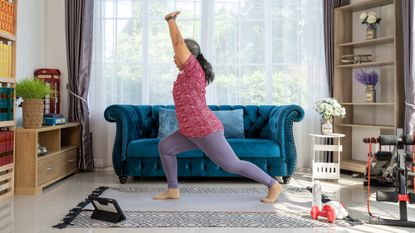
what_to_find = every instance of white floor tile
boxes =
[1,170,414,233]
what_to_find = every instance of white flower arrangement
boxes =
[360,11,381,25]
[315,98,346,121]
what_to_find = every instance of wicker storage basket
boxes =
[22,99,44,129]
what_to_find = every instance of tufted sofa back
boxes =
[130,105,276,139]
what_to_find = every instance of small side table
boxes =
[309,133,345,182]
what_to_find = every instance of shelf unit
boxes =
[310,133,345,182]
[336,61,394,68]
[15,123,80,195]
[334,123,395,129]
[0,0,16,202]
[333,0,403,173]
[340,102,394,106]
[337,36,394,47]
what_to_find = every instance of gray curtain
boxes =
[65,0,94,171]
[402,0,415,136]
[323,0,348,162]
[323,0,349,97]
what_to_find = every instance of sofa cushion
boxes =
[158,108,178,138]
[225,138,280,158]
[127,138,203,158]
[127,138,279,159]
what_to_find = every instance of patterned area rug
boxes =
[54,185,356,229]
[112,186,312,194]
[72,210,330,228]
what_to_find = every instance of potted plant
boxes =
[315,98,346,135]
[16,77,51,129]
[360,11,381,40]
[354,69,379,103]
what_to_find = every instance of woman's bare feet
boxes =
[152,188,180,200]
[261,182,282,203]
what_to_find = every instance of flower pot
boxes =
[365,84,376,103]
[22,99,44,129]
[366,24,377,40]
[321,118,333,135]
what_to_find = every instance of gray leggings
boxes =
[158,130,277,189]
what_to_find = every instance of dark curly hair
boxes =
[184,38,215,85]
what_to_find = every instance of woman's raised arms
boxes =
[165,11,191,65]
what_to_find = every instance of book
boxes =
[6,41,11,77]
[8,88,13,120]
[0,88,4,121]
[0,42,4,77]
[0,131,6,166]
[7,130,10,164]
[0,42,12,78]
[0,0,14,35]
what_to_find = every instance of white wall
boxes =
[15,0,68,125]
[16,0,46,78]
[45,0,68,118]
[16,0,46,126]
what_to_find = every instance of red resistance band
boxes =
[367,141,373,217]
[399,194,410,202]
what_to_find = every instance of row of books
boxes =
[0,0,14,35]
[0,130,13,167]
[0,87,12,121]
[0,41,12,77]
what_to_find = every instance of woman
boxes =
[152,11,282,203]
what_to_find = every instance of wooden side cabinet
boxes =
[15,122,80,195]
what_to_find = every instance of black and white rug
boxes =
[54,185,359,229]
[72,210,329,228]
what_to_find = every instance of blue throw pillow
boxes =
[213,109,245,138]
[157,108,245,138]
[158,108,179,138]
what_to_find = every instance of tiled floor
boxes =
[3,170,415,233]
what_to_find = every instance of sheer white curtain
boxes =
[91,0,328,168]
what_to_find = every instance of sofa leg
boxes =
[119,176,128,184]
[282,176,291,184]
[275,176,283,184]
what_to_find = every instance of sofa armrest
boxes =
[104,104,142,176]
[268,105,305,176]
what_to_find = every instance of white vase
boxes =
[321,118,333,135]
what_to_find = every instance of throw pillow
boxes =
[157,108,245,138]
[214,109,245,138]
[158,108,179,138]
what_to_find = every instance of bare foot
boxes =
[152,188,180,200]
[261,182,282,203]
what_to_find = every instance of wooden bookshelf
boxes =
[337,0,394,12]
[0,31,15,42]
[0,0,16,202]
[335,123,396,130]
[340,102,394,106]
[337,36,394,48]
[336,61,394,68]
[340,159,367,173]
[0,77,14,83]
[333,0,403,173]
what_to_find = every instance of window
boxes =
[91,0,327,167]
[92,0,325,107]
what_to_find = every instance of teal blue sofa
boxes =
[104,105,304,184]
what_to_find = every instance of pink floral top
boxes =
[173,55,224,137]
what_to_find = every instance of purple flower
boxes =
[355,69,379,85]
